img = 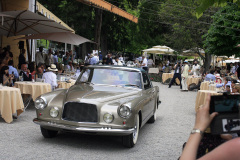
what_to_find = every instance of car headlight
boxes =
[50,107,59,118]
[118,104,131,118]
[103,113,114,123]
[35,97,47,109]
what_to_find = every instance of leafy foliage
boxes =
[196,0,240,18]
[203,4,240,57]
[37,0,209,59]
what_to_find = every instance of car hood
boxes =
[64,84,141,103]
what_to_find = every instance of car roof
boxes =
[85,65,146,73]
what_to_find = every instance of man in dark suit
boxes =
[19,64,32,81]
[106,54,113,65]
[237,62,240,79]
[168,61,182,89]
[18,49,26,69]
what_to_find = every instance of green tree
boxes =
[203,4,240,57]
[196,0,240,18]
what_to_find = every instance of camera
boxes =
[210,95,240,134]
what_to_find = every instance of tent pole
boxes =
[65,43,67,54]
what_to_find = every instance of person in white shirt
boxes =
[115,57,123,66]
[231,64,236,74]
[147,58,154,68]
[181,61,189,91]
[89,53,99,65]
[166,59,170,66]
[191,60,200,76]
[45,49,54,67]
[35,46,45,66]
[42,64,58,91]
[138,56,142,63]
[66,61,75,72]
[112,58,118,65]
[53,50,59,65]
[119,55,124,62]
[141,56,148,72]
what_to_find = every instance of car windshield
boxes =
[77,68,142,88]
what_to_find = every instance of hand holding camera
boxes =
[195,94,218,132]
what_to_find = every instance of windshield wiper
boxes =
[123,84,139,88]
[79,81,94,85]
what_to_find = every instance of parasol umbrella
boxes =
[142,45,175,55]
[0,10,73,37]
[18,32,94,45]
[143,45,175,63]
[0,13,13,26]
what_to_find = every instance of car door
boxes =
[141,72,155,122]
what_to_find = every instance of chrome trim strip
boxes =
[86,65,143,72]
[33,118,134,134]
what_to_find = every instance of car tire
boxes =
[40,126,58,138]
[148,101,157,123]
[122,115,139,148]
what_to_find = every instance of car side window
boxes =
[142,73,151,89]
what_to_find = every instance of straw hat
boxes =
[215,74,221,79]
[48,64,58,72]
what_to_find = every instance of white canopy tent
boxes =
[142,45,175,63]
[18,32,94,45]
[0,10,73,37]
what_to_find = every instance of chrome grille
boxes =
[62,102,98,123]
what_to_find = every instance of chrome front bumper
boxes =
[33,118,134,135]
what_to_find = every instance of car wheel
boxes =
[122,115,139,148]
[148,101,157,123]
[40,126,58,138]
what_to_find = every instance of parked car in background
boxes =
[33,65,160,147]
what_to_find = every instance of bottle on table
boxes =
[20,73,24,81]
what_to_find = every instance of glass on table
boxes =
[0,83,2,89]
[19,75,23,81]
[32,75,35,83]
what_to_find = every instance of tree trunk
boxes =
[26,39,31,63]
[101,28,108,57]
[204,53,211,73]
[94,8,103,51]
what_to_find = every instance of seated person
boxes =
[35,64,44,79]
[28,62,36,79]
[57,63,64,75]
[216,77,232,89]
[231,84,240,94]
[231,79,238,88]
[0,66,14,86]
[204,70,216,81]
[65,61,75,72]
[8,60,19,79]
[19,64,32,81]
[72,66,81,80]
[42,64,58,91]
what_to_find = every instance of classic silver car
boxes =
[33,65,160,148]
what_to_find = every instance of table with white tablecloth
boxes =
[195,90,222,112]
[187,77,201,87]
[15,82,51,101]
[200,81,210,90]
[58,80,76,89]
[0,87,24,123]
[162,73,180,84]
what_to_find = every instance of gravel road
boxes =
[0,82,197,160]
